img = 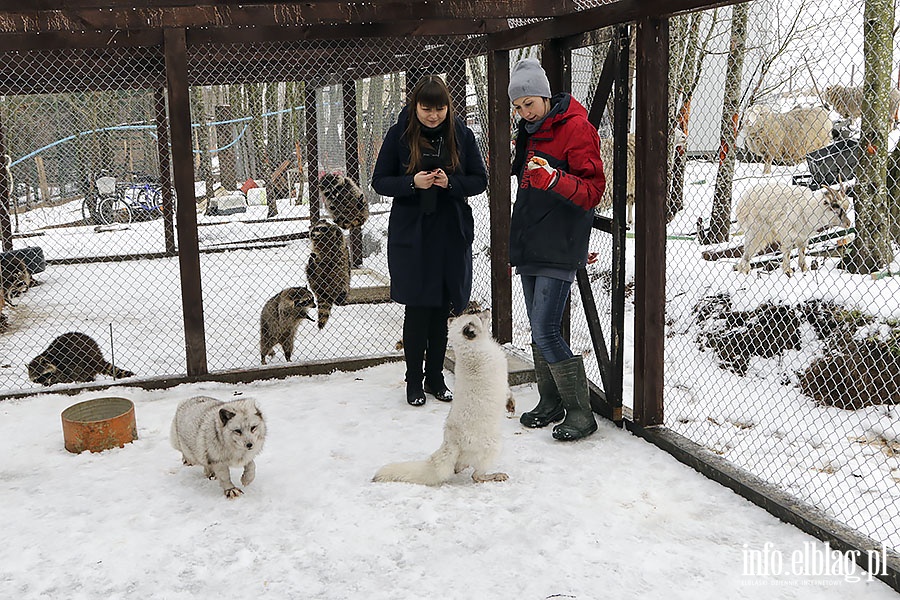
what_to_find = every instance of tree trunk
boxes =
[842,0,894,273]
[708,4,749,244]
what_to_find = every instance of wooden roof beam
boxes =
[488,0,749,51]
[0,1,576,33]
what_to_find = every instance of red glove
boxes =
[527,157,559,190]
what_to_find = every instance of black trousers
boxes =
[403,304,449,388]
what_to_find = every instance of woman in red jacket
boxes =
[508,57,606,441]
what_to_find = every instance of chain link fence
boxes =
[0,35,496,391]
[663,0,900,554]
[2,0,899,565]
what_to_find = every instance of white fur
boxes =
[170,396,266,498]
[373,311,510,485]
[742,105,833,174]
[823,85,900,124]
[735,181,852,276]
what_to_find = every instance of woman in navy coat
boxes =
[371,75,487,406]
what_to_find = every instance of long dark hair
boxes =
[403,75,460,174]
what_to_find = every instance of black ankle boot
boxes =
[406,382,426,406]
[424,380,453,402]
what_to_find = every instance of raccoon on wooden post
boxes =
[259,286,316,364]
[306,221,350,329]
[27,332,135,386]
[319,173,369,230]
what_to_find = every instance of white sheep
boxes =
[742,105,833,174]
[822,85,900,124]
[735,180,851,276]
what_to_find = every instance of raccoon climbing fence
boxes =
[0,34,497,392]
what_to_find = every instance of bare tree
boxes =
[842,0,894,273]
[708,3,750,244]
[669,10,720,220]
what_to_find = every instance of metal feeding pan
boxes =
[61,397,137,454]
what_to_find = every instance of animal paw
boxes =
[224,487,244,499]
[472,472,508,483]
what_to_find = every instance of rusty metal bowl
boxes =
[61,397,137,454]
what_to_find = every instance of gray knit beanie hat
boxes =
[508,57,551,103]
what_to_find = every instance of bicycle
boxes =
[88,172,165,225]
[81,173,117,225]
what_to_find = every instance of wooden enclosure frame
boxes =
[3,1,900,592]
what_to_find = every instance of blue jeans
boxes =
[520,274,574,364]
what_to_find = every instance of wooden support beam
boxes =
[164,27,207,377]
[447,58,468,123]
[488,0,751,52]
[0,2,575,33]
[0,0,571,9]
[342,77,363,268]
[153,87,176,255]
[304,81,320,224]
[609,24,631,419]
[632,16,667,428]
[0,109,11,252]
[487,49,512,344]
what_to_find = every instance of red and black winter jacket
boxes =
[510,93,606,271]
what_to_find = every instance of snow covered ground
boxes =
[1,365,898,599]
[3,153,900,596]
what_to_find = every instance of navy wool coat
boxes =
[371,110,487,313]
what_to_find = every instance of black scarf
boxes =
[418,120,450,172]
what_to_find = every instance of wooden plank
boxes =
[187,20,510,45]
[632,16,667,428]
[0,0,568,9]
[164,27,208,377]
[488,0,752,52]
[585,38,617,128]
[487,49,512,344]
[0,2,576,33]
[0,111,11,252]
[0,35,488,96]
[609,24,630,421]
[154,87,176,255]
[304,81,320,224]
[0,29,163,52]
[342,76,363,268]
[575,267,614,409]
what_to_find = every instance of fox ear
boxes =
[219,408,235,425]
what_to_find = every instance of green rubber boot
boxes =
[519,344,565,428]
[548,355,598,441]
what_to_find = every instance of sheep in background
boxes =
[742,105,833,174]
[822,85,900,125]
[735,180,851,276]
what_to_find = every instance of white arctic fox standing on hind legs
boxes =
[170,396,267,498]
[373,310,511,485]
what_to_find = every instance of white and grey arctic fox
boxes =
[373,310,510,485]
[170,396,266,498]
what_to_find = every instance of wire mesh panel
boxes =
[0,46,183,393]
[663,0,900,553]
[185,36,490,371]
